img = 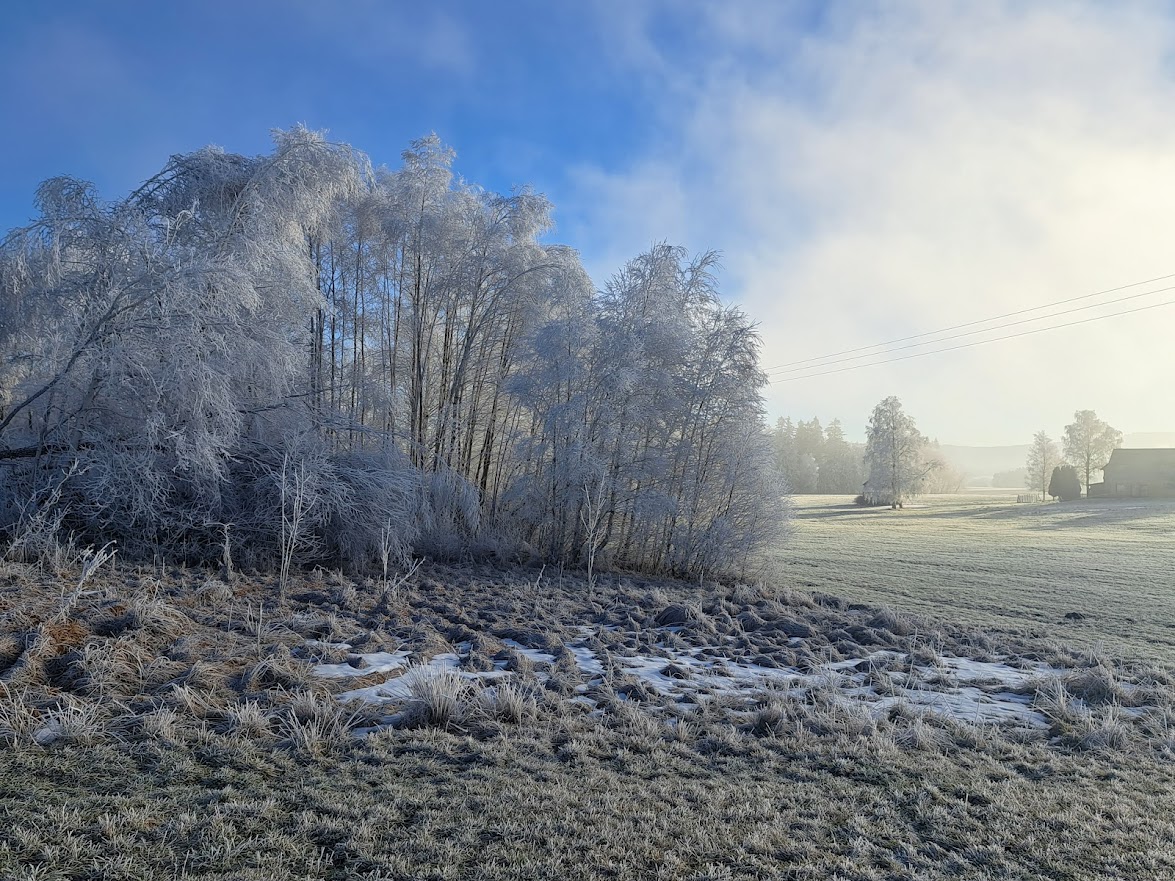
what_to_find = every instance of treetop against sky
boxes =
[3,0,1174,445]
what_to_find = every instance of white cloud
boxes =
[569,0,1175,444]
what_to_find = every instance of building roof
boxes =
[1102,448,1175,481]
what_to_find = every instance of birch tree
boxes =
[1062,410,1122,494]
[1025,430,1061,502]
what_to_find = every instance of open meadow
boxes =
[764,492,1175,665]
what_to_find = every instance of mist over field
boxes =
[2,3,1175,880]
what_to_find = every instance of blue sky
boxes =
[4,1,1174,445]
[1,2,648,223]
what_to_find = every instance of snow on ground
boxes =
[569,644,605,675]
[597,645,1055,727]
[335,653,511,703]
[310,631,1083,730]
[313,650,411,679]
[869,686,1044,726]
[501,639,556,665]
[936,656,1050,687]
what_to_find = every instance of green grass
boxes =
[763,491,1175,664]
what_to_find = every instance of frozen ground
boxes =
[313,623,1155,735]
[3,559,1175,880]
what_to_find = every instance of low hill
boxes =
[1123,432,1175,448]
[939,444,1030,479]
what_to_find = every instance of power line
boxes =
[762,271,1175,372]
[770,297,1175,384]
[767,283,1175,376]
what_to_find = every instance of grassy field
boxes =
[3,532,1175,878]
[764,491,1175,665]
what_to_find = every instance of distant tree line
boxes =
[770,417,864,494]
[0,128,787,579]
[773,400,963,503]
[992,468,1029,488]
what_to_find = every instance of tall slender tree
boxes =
[1062,410,1122,495]
[1025,430,1061,502]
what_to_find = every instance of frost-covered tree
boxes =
[507,244,788,575]
[1024,430,1061,502]
[0,131,788,580]
[862,396,932,508]
[771,418,803,491]
[1062,410,1121,494]
[0,128,370,558]
[788,418,823,493]
[770,416,862,495]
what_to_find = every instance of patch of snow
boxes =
[335,654,512,705]
[312,650,411,679]
[578,641,1064,728]
[936,656,1059,686]
[315,634,1140,733]
[501,639,556,665]
[569,645,605,675]
[864,686,1050,727]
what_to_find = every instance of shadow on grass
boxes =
[793,505,870,520]
[794,498,1175,530]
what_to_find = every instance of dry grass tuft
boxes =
[0,683,40,743]
[195,578,235,606]
[239,655,312,692]
[138,705,183,742]
[279,690,355,754]
[225,698,275,739]
[397,666,471,730]
[33,695,108,746]
[1065,664,1131,706]
[894,716,950,752]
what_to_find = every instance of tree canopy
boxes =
[0,129,787,578]
[771,417,865,495]
[1062,410,1122,493]
[1025,431,1061,502]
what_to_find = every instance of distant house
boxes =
[1087,449,1175,498]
